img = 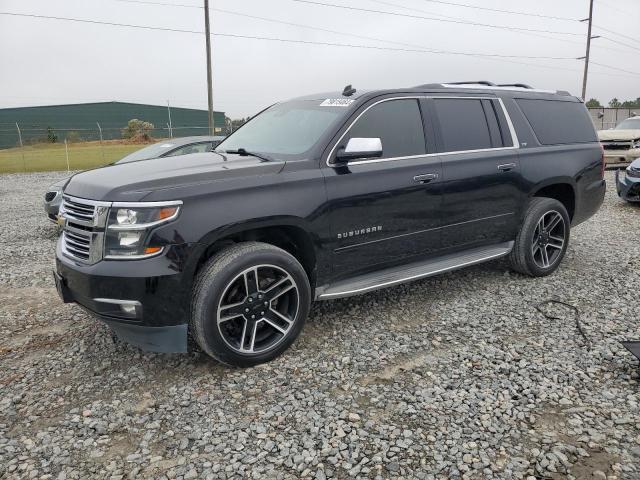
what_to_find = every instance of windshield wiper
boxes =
[223,148,273,162]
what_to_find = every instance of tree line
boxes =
[586,98,640,108]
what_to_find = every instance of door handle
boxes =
[413,173,439,183]
[497,163,516,172]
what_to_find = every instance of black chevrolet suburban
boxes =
[54,81,606,366]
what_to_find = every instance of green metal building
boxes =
[0,101,225,149]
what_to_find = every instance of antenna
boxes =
[342,85,356,97]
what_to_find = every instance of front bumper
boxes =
[55,240,198,353]
[604,148,640,167]
[615,169,640,202]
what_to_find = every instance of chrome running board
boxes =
[316,242,513,300]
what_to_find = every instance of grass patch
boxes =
[0,141,148,174]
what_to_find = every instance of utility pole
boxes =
[166,100,173,138]
[580,0,595,100]
[16,122,25,171]
[96,122,105,162]
[204,0,215,136]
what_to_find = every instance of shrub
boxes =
[122,119,155,141]
[47,127,58,143]
[66,131,81,143]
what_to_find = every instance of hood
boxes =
[598,129,640,141]
[629,158,640,170]
[64,152,284,202]
[48,176,72,190]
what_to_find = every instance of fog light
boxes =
[120,304,137,315]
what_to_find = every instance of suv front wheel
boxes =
[191,242,311,367]
[509,197,571,277]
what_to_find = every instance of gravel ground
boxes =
[0,171,639,480]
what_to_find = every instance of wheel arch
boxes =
[193,217,319,289]
[530,180,576,221]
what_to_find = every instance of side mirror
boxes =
[597,112,604,119]
[335,137,382,161]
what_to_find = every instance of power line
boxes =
[368,0,576,50]
[590,61,640,76]
[3,10,639,79]
[414,0,577,21]
[593,24,640,45]
[0,11,577,60]
[213,7,576,60]
[290,0,584,36]
[598,36,640,52]
[113,0,201,8]
[1,11,203,34]
[109,0,637,56]
[594,0,637,17]
[367,0,637,56]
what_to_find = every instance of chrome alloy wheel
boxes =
[216,265,300,354]
[531,210,566,269]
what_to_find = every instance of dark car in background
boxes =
[43,135,225,221]
[615,158,640,203]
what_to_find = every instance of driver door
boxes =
[322,97,443,282]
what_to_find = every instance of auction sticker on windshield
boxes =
[320,99,354,107]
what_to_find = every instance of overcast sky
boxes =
[1,0,638,119]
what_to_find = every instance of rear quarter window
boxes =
[516,99,597,145]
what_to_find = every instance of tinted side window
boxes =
[516,99,597,145]
[434,99,492,152]
[344,99,426,159]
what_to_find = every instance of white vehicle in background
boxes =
[597,116,640,167]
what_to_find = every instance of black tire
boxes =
[191,242,311,367]
[509,197,570,277]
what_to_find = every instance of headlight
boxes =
[632,139,640,149]
[104,201,181,259]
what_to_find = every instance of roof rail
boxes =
[497,83,532,89]
[448,81,496,86]
[411,82,563,95]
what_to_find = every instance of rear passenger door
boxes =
[323,97,442,281]
[431,97,525,248]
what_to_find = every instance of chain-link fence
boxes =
[0,124,221,173]
[588,107,639,130]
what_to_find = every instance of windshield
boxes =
[216,100,350,158]
[116,142,180,163]
[615,118,640,130]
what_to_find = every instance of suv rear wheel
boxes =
[191,242,311,367]
[509,197,570,277]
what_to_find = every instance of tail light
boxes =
[599,143,605,179]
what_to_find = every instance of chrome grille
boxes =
[602,141,632,151]
[60,195,110,264]
[62,229,91,261]
[62,196,96,224]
